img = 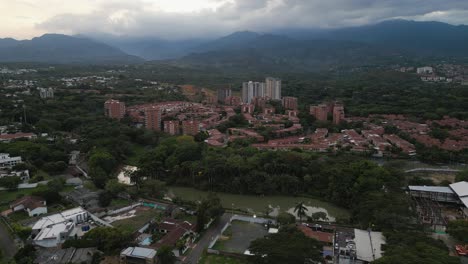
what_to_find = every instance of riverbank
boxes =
[169,187,349,221]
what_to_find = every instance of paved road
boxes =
[405,168,461,173]
[182,213,232,264]
[0,218,18,260]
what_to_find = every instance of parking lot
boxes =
[215,220,268,254]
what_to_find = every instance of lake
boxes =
[169,187,349,221]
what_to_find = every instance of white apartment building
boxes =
[265,77,282,100]
[416,66,434,75]
[38,87,54,99]
[0,153,22,169]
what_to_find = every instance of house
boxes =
[0,153,22,169]
[32,207,91,248]
[10,196,47,217]
[120,247,158,264]
[297,224,333,245]
[153,218,197,257]
[0,169,30,182]
[0,132,36,143]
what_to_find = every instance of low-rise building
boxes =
[153,218,197,257]
[10,196,47,217]
[32,207,91,248]
[0,153,22,169]
[120,247,157,264]
[0,132,36,142]
[0,169,30,181]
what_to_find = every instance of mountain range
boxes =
[0,34,142,64]
[0,20,468,67]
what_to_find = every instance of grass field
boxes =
[110,199,132,208]
[169,187,349,221]
[199,254,248,264]
[112,209,161,233]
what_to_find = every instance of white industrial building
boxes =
[409,181,468,218]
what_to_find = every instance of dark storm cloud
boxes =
[37,0,468,39]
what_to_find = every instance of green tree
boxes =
[294,202,308,222]
[248,226,322,264]
[83,227,130,254]
[455,170,468,182]
[447,220,468,243]
[89,166,108,189]
[311,212,328,221]
[0,176,21,191]
[105,179,126,196]
[277,212,296,225]
[140,179,167,199]
[157,245,176,264]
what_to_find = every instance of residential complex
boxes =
[145,106,162,131]
[265,77,282,100]
[282,96,298,110]
[164,120,181,135]
[217,87,232,103]
[242,77,282,103]
[104,99,126,120]
[182,120,200,136]
[38,87,54,99]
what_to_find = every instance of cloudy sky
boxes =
[2,0,468,40]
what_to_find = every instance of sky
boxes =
[2,0,468,40]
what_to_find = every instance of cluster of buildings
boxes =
[298,224,385,263]
[38,87,54,99]
[0,67,37,74]
[370,115,468,152]
[310,101,345,125]
[60,76,116,88]
[401,65,468,84]
[241,77,282,103]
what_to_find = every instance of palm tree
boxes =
[294,202,308,222]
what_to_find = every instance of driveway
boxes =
[182,213,232,264]
[0,219,18,260]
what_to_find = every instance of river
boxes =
[169,187,349,221]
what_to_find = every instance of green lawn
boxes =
[0,186,48,211]
[110,199,132,208]
[199,254,248,264]
[112,209,161,233]
[7,211,30,222]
